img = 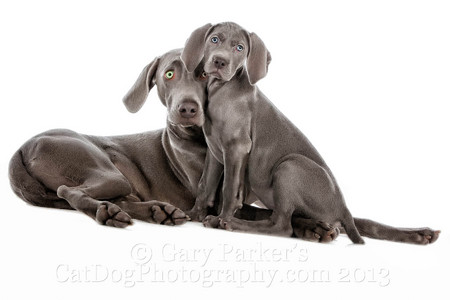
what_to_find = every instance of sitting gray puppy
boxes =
[181,22,440,244]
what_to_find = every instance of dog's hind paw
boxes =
[96,202,133,228]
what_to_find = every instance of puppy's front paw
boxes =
[203,215,221,228]
[186,206,208,222]
[219,218,233,230]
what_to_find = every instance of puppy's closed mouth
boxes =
[204,64,226,79]
[207,71,222,79]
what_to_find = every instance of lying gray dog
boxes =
[181,22,440,244]
[8,49,207,227]
[9,48,334,241]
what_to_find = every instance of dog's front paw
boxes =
[146,201,188,225]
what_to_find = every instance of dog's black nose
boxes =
[178,101,198,119]
[213,57,228,69]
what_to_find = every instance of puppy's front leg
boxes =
[216,138,252,227]
[187,149,223,221]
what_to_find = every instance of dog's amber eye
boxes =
[211,36,219,44]
[164,70,174,80]
[236,44,244,52]
[200,71,208,80]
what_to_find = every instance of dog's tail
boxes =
[340,217,440,245]
[8,149,72,210]
[340,210,365,244]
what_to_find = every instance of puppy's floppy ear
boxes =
[181,23,213,72]
[246,32,271,85]
[122,57,159,113]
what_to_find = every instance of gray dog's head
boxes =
[123,49,208,127]
[181,22,271,84]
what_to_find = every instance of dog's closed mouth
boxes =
[169,121,195,128]
[180,121,195,127]
[176,119,199,127]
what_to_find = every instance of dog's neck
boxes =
[162,120,206,196]
[166,121,206,144]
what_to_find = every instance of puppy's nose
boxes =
[178,101,198,119]
[213,57,228,69]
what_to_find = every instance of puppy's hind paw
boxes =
[292,217,339,243]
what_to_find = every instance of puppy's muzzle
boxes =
[213,56,229,70]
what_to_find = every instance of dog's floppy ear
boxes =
[246,32,271,85]
[181,23,213,72]
[122,57,159,113]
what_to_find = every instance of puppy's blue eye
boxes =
[211,36,219,43]
[236,44,244,52]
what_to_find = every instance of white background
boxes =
[1,0,449,298]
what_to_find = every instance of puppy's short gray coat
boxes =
[181,22,440,244]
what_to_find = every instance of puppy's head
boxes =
[123,49,208,127]
[181,22,271,84]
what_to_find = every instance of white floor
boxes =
[0,194,447,299]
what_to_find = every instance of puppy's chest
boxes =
[205,96,249,132]
[202,111,224,161]
[203,97,252,163]
[207,90,251,121]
